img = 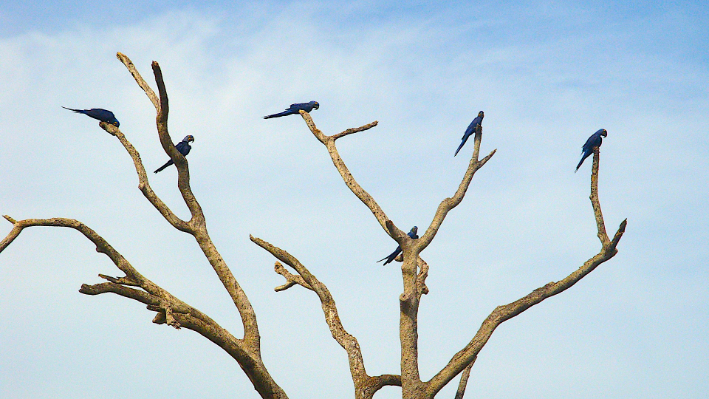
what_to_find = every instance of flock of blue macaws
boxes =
[64,102,607,265]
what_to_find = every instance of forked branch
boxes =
[426,149,627,398]
[299,112,400,239]
[251,235,401,399]
[114,53,262,351]
[418,125,496,251]
[1,53,291,399]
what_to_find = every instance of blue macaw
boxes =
[454,111,484,156]
[575,129,607,172]
[378,226,419,265]
[264,101,319,119]
[63,106,120,127]
[154,135,195,173]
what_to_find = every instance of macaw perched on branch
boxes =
[378,226,419,266]
[264,101,319,119]
[576,129,607,172]
[154,135,194,174]
[63,106,120,127]
[455,111,484,157]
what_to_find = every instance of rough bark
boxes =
[1,53,287,399]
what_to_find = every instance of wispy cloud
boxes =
[1,3,708,398]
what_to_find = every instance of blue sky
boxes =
[1,1,708,398]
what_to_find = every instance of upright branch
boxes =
[453,360,475,399]
[391,124,494,398]
[294,113,498,398]
[250,235,401,399]
[425,149,627,398]
[590,147,610,246]
[151,61,204,226]
[417,125,496,251]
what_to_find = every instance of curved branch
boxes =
[115,54,260,351]
[251,235,389,399]
[273,261,312,291]
[360,374,402,399]
[417,126,496,251]
[150,61,205,227]
[100,123,191,232]
[2,217,162,297]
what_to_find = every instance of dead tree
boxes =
[0,54,627,399]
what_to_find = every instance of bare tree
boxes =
[0,54,627,399]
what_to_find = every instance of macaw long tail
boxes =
[62,106,82,114]
[264,110,294,119]
[154,160,173,173]
[575,154,588,172]
[454,137,469,157]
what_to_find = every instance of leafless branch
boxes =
[116,52,159,110]
[251,234,395,399]
[150,61,205,226]
[416,257,430,298]
[417,125,496,251]
[453,359,475,399]
[115,53,263,353]
[332,120,379,140]
[590,147,609,245]
[1,53,292,399]
[0,219,287,397]
[273,261,312,291]
[425,150,627,397]
[299,111,401,239]
[100,123,191,232]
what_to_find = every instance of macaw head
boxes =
[184,135,195,143]
[311,101,320,110]
[600,129,607,137]
[478,111,484,118]
[112,120,120,127]
[410,226,418,235]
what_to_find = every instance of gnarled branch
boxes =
[2,53,291,399]
[251,234,395,399]
[116,53,262,353]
